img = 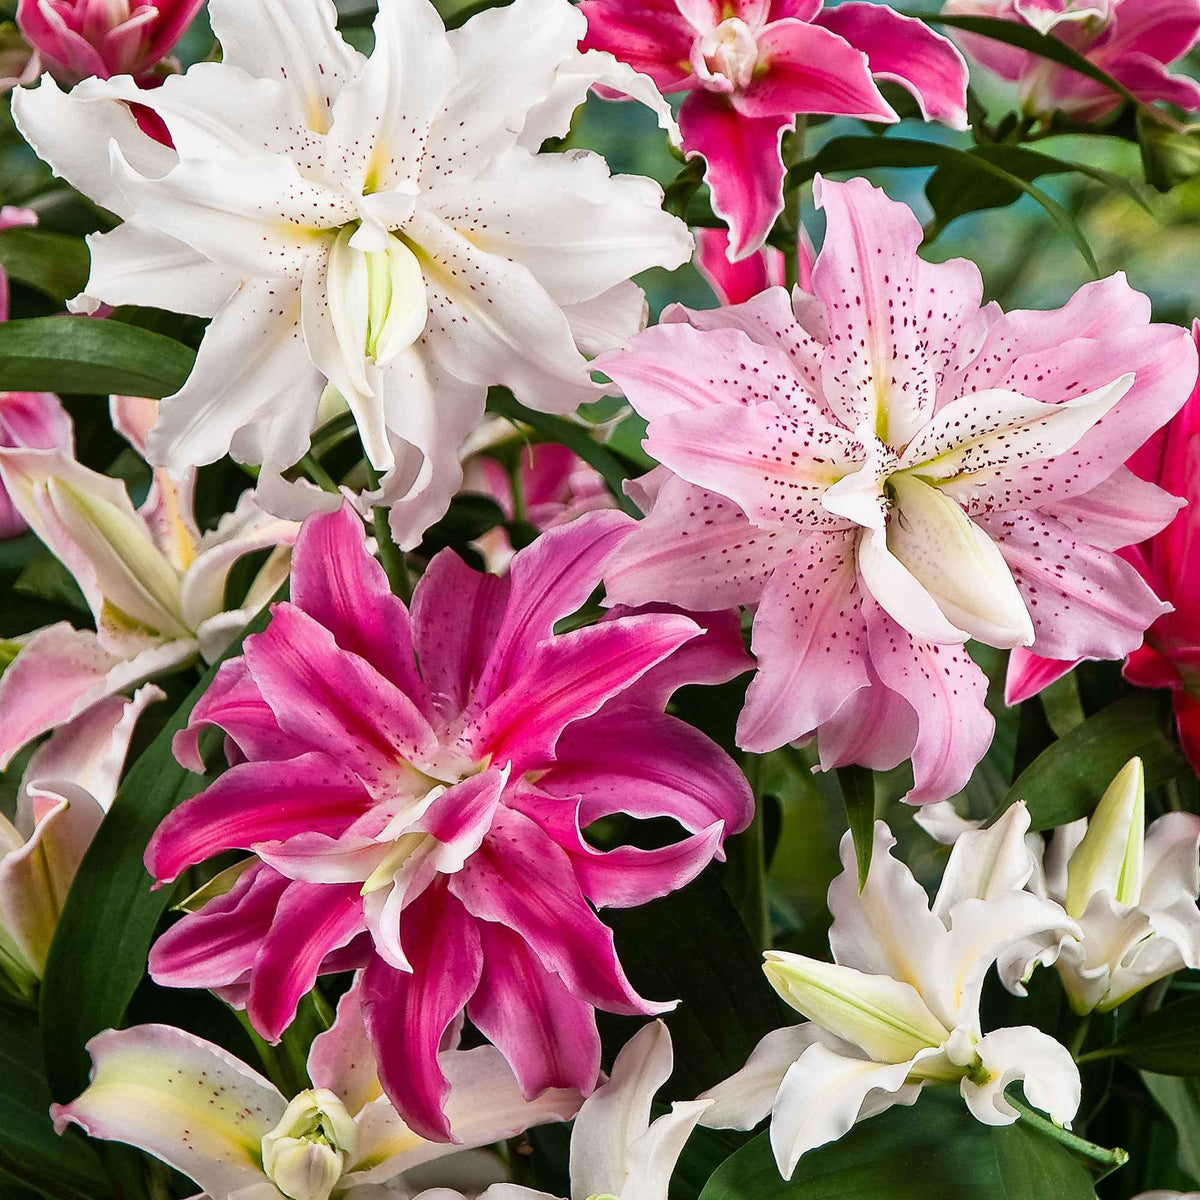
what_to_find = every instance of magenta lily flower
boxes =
[580,0,969,259]
[145,504,754,1142]
[1008,320,1200,771]
[600,175,1196,804]
[16,0,203,85]
[944,0,1200,120]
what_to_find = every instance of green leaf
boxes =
[0,1002,113,1200]
[836,764,875,891]
[603,872,782,1099]
[1085,996,1200,1075]
[486,387,641,518]
[787,136,1100,274]
[0,317,195,397]
[0,229,90,303]
[920,13,1141,116]
[1142,1071,1200,1181]
[924,143,1149,235]
[39,593,281,1106]
[698,1088,1098,1200]
[1000,692,1187,831]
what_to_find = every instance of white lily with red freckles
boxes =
[1008,758,1200,1013]
[144,504,753,1143]
[0,682,160,1001]
[0,395,297,769]
[51,977,582,1200]
[601,174,1195,803]
[11,0,689,548]
[699,806,1081,1179]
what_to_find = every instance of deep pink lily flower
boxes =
[1008,320,1200,771]
[600,175,1195,804]
[0,205,71,540]
[580,0,969,260]
[145,503,753,1142]
[16,0,203,85]
[945,0,1200,120]
[695,225,818,304]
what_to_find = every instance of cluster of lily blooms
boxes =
[1,0,1200,1196]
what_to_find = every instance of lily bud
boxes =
[1065,757,1145,918]
[327,225,428,384]
[763,951,951,1065]
[261,1090,357,1200]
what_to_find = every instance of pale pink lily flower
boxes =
[0,204,73,541]
[0,394,298,769]
[700,806,1081,1179]
[51,979,581,1200]
[144,504,754,1142]
[1008,320,1200,773]
[11,0,689,549]
[16,0,202,85]
[461,432,615,572]
[0,683,161,1001]
[404,1021,712,1200]
[581,0,969,260]
[600,175,1196,804]
[944,0,1200,121]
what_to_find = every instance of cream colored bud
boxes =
[261,1089,357,1200]
[1065,757,1145,918]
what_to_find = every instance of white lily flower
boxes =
[0,396,297,768]
[1012,758,1200,1014]
[699,808,1082,1180]
[52,974,582,1200]
[0,683,161,1000]
[11,0,690,548]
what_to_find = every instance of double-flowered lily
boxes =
[0,683,159,1002]
[601,175,1196,803]
[580,0,968,259]
[944,0,1200,121]
[12,0,690,547]
[16,0,203,85]
[145,504,754,1142]
[51,974,582,1200]
[0,395,297,769]
[1008,320,1200,773]
[1005,758,1200,1013]
[699,806,1081,1179]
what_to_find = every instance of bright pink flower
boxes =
[1008,320,1200,771]
[600,175,1196,804]
[944,0,1200,120]
[145,504,753,1142]
[580,0,968,259]
[16,0,203,85]
[462,438,615,571]
[0,205,71,541]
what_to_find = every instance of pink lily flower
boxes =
[144,504,754,1142]
[1007,320,1200,771]
[16,0,203,85]
[0,394,299,769]
[580,0,969,259]
[944,0,1200,121]
[0,683,160,1001]
[461,430,615,571]
[52,978,581,1200]
[0,205,72,540]
[600,175,1196,804]
[695,225,817,305]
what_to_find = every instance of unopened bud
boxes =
[1065,757,1145,918]
[261,1089,357,1200]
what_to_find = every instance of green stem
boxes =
[309,410,358,449]
[737,754,771,952]
[298,452,339,495]
[364,462,412,605]
[780,117,808,290]
[1066,1012,1092,1058]
[1008,1095,1129,1181]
